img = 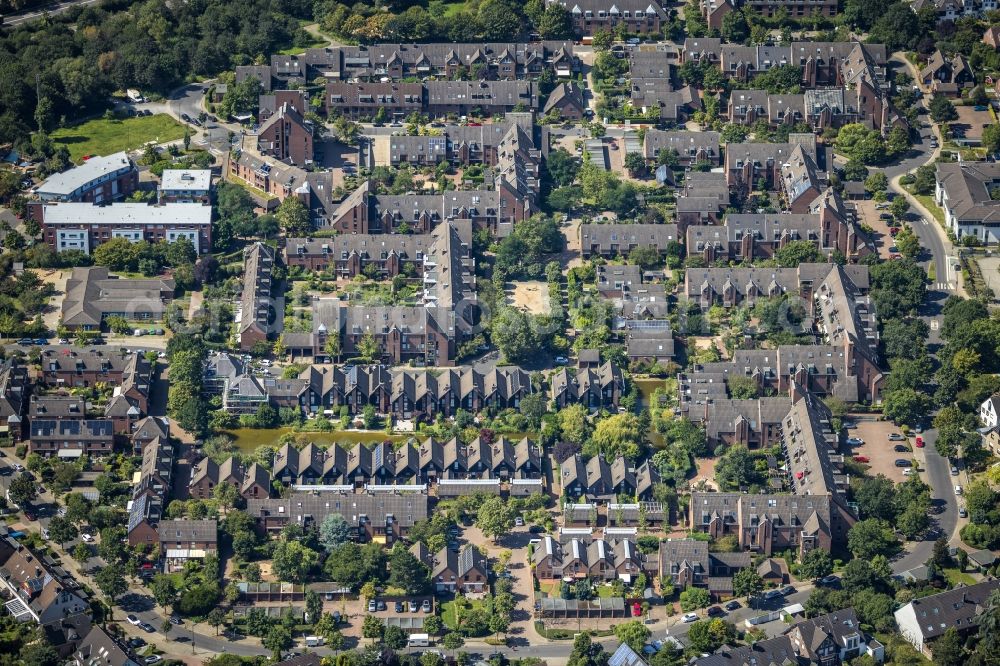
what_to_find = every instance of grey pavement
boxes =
[1,0,103,27]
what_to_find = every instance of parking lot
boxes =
[846,417,914,483]
[367,595,436,619]
[854,199,898,260]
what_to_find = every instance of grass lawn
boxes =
[441,598,484,630]
[911,192,947,228]
[277,40,326,55]
[224,173,279,204]
[430,0,471,18]
[596,585,617,598]
[942,567,977,586]
[52,114,187,162]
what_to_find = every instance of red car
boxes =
[853,455,870,463]
[915,437,924,448]
[889,227,901,236]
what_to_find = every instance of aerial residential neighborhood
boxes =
[2,1,1000,666]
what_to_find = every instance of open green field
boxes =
[51,114,187,162]
[429,0,470,18]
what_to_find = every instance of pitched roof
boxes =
[36,152,133,199]
[61,267,174,327]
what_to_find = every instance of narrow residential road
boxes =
[1,0,104,28]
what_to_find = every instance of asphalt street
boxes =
[1,0,104,27]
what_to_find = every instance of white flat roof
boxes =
[160,169,211,192]
[42,201,212,227]
[37,152,132,197]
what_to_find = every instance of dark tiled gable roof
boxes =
[425,80,537,108]
[685,397,792,441]
[62,267,174,327]
[642,130,720,160]
[0,361,28,423]
[246,491,429,527]
[326,81,423,106]
[156,519,218,544]
[726,212,821,242]
[433,543,487,578]
[374,190,499,220]
[235,65,272,91]
[311,42,573,76]
[726,134,818,166]
[73,626,134,666]
[658,538,709,574]
[683,39,886,67]
[30,419,113,440]
[240,242,275,336]
[783,391,848,504]
[554,0,668,18]
[581,223,680,249]
[692,491,833,533]
[936,162,1000,223]
[903,580,1000,641]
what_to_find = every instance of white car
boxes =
[682,612,699,623]
[955,485,963,495]
[126,614,142,626]
[81,533,95,543]
[902,468,915,476]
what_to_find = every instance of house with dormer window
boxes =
[548,0,668,36]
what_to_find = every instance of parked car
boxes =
[915,437,924,448]
[127,615,141,626]
[903,468,916,476]
[959,506,968,518]
[376,600,386,612]
[951,466,959,476]
[81,533,94,543]
[888,433,905,441]
[894,444,910,452]
[706,606,724,617]
[408,600,418,613]
[955,485,963,495]
[139,622,155,633]
[395,601,404,613]
[724,600,741,611]
[820,575,839,586]
[895,459,912,467]
[853,455,870,463]
[421,599,432,612]
[169,615,183,626]
[682,612,699,623]
[367,600,376,612]
[128,638,147,649]
[779,586,796,596]
[144,657,162,665]
[514,516,524,527]
[846,437,864,446]
[554,356,569,365]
